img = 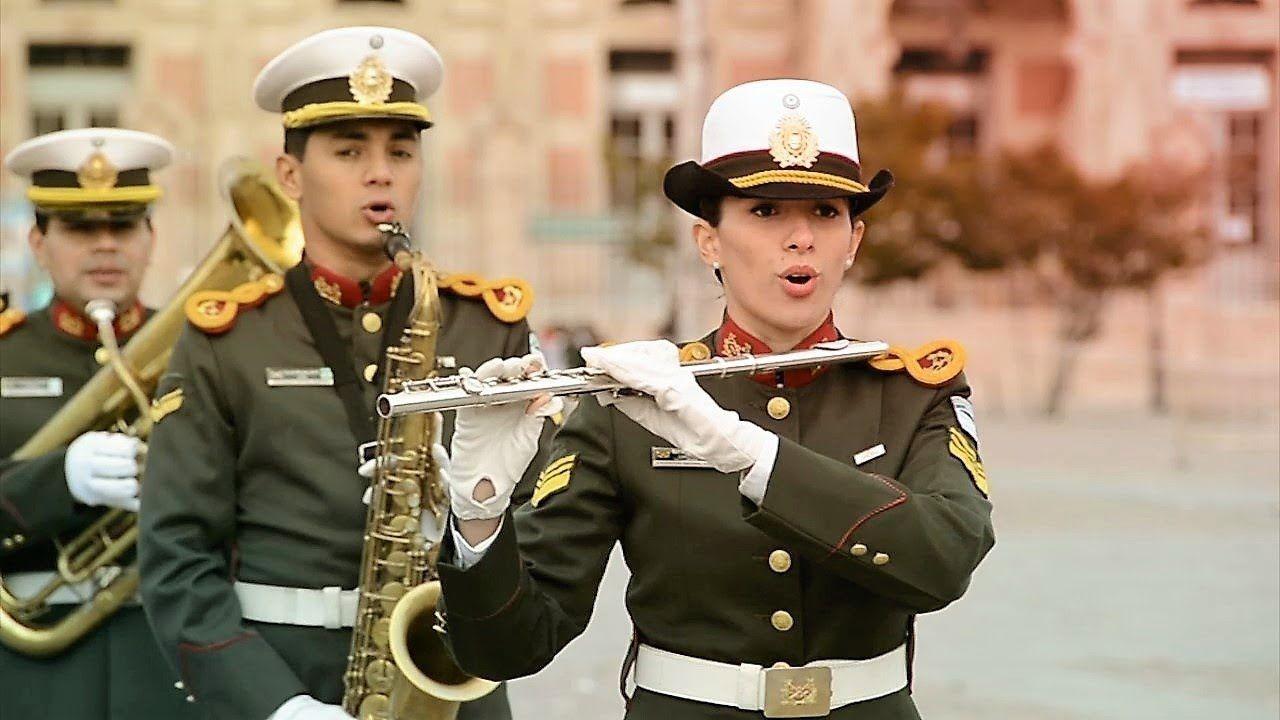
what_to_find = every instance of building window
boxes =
[1224,112,1261,244]
[895,47,989,158]
[606,50,676,210]
[27,43,131,135]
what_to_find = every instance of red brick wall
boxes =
[544,56,589,119]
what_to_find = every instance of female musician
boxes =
[435,79,995,719]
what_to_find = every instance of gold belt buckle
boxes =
[762,664,832,718]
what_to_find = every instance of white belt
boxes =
[633,643,908,717]
[2,570,139,606]
[234,581,359,630]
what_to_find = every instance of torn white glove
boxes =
[268,695,354,720]
[581,340,774,473]
[448,354,562,520]
[64,431,143,512]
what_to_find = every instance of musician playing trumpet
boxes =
[432,79,996,720]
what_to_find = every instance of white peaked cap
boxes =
[6,128,173,178]
[700,79,860,165]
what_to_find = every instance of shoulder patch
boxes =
[679,341,711,363]
[150,387,184,424]
[531,454,576,508]
[439,272,533,324]
[0,308,27,338]
[184,273,285,335]
[868,339,965,387]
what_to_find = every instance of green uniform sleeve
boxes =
[0,449,79,546]
[745,374,995,613]
[437,398,623,681]
[139,326,307,718]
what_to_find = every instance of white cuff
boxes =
[738,432,779,505]
[450,515,504,569]
[266,695,311,720]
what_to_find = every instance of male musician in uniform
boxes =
[1,128,195,718]
[139,27,531,720]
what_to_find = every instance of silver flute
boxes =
[377,338,890,417]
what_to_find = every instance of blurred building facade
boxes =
[2,0,1277,410]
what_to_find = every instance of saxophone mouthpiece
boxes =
[378,222,413,271]
[84,299,118,325]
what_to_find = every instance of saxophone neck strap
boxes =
[285,263,378,444]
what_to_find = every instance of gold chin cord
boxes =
[341,223,498,720]
[0,158,303,657]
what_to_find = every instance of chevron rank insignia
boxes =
[948,427,989,497]
[531,454,576,507]
[150,387,184,424]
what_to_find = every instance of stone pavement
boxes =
[504,409,1280,719]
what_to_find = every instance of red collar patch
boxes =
[715,314,841,388]
[308,260,403,308]
[51,299,145,342]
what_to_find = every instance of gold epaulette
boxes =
[868,339,966,388]
[438,272,533,323]
[184,274,285,335]
[0,308,27,338]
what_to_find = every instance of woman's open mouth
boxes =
[778,265,820,298]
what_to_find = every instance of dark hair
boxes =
[284,127,314,159]
[34,211,50,234]
[697,195,859,227]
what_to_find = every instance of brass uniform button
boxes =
[850,543,868,556]
[363,363,378,382]
[770,610,794,632]
[95,347,110,364]
[768,549,792,573]
[873,552,890,566]
[767,397,791,420]
[361,313,383,333]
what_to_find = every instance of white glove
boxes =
[448,354,562,520]
[268,695,354,720]
[64,431,143,512]
[581,340,774,473]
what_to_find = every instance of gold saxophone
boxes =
[0,158,303,656]
[342,224,497,720]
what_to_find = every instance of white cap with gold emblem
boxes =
[663,78,893,220]
[4,128,174,216]
[253,26,444,130]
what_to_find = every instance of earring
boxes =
[844,257,854,269]
[712,261,721,270]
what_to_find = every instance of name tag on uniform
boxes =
[651,446,713,469]
[265,367,334,387]
[1,376,63,398]
[853,443,886,466]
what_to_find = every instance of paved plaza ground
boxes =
[504,408,1280,719]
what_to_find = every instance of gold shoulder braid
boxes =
[184,273,285,335]
[439,272,534,323]
[0,304,26,338]
[868,339,966,387]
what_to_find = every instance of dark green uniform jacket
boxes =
[437,325,996,719]
[1,301,196,720]
[139,265,532,720]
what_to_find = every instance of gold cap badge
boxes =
[349,53,394,106]
[77,144,119,190]
[769,114,820,169]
